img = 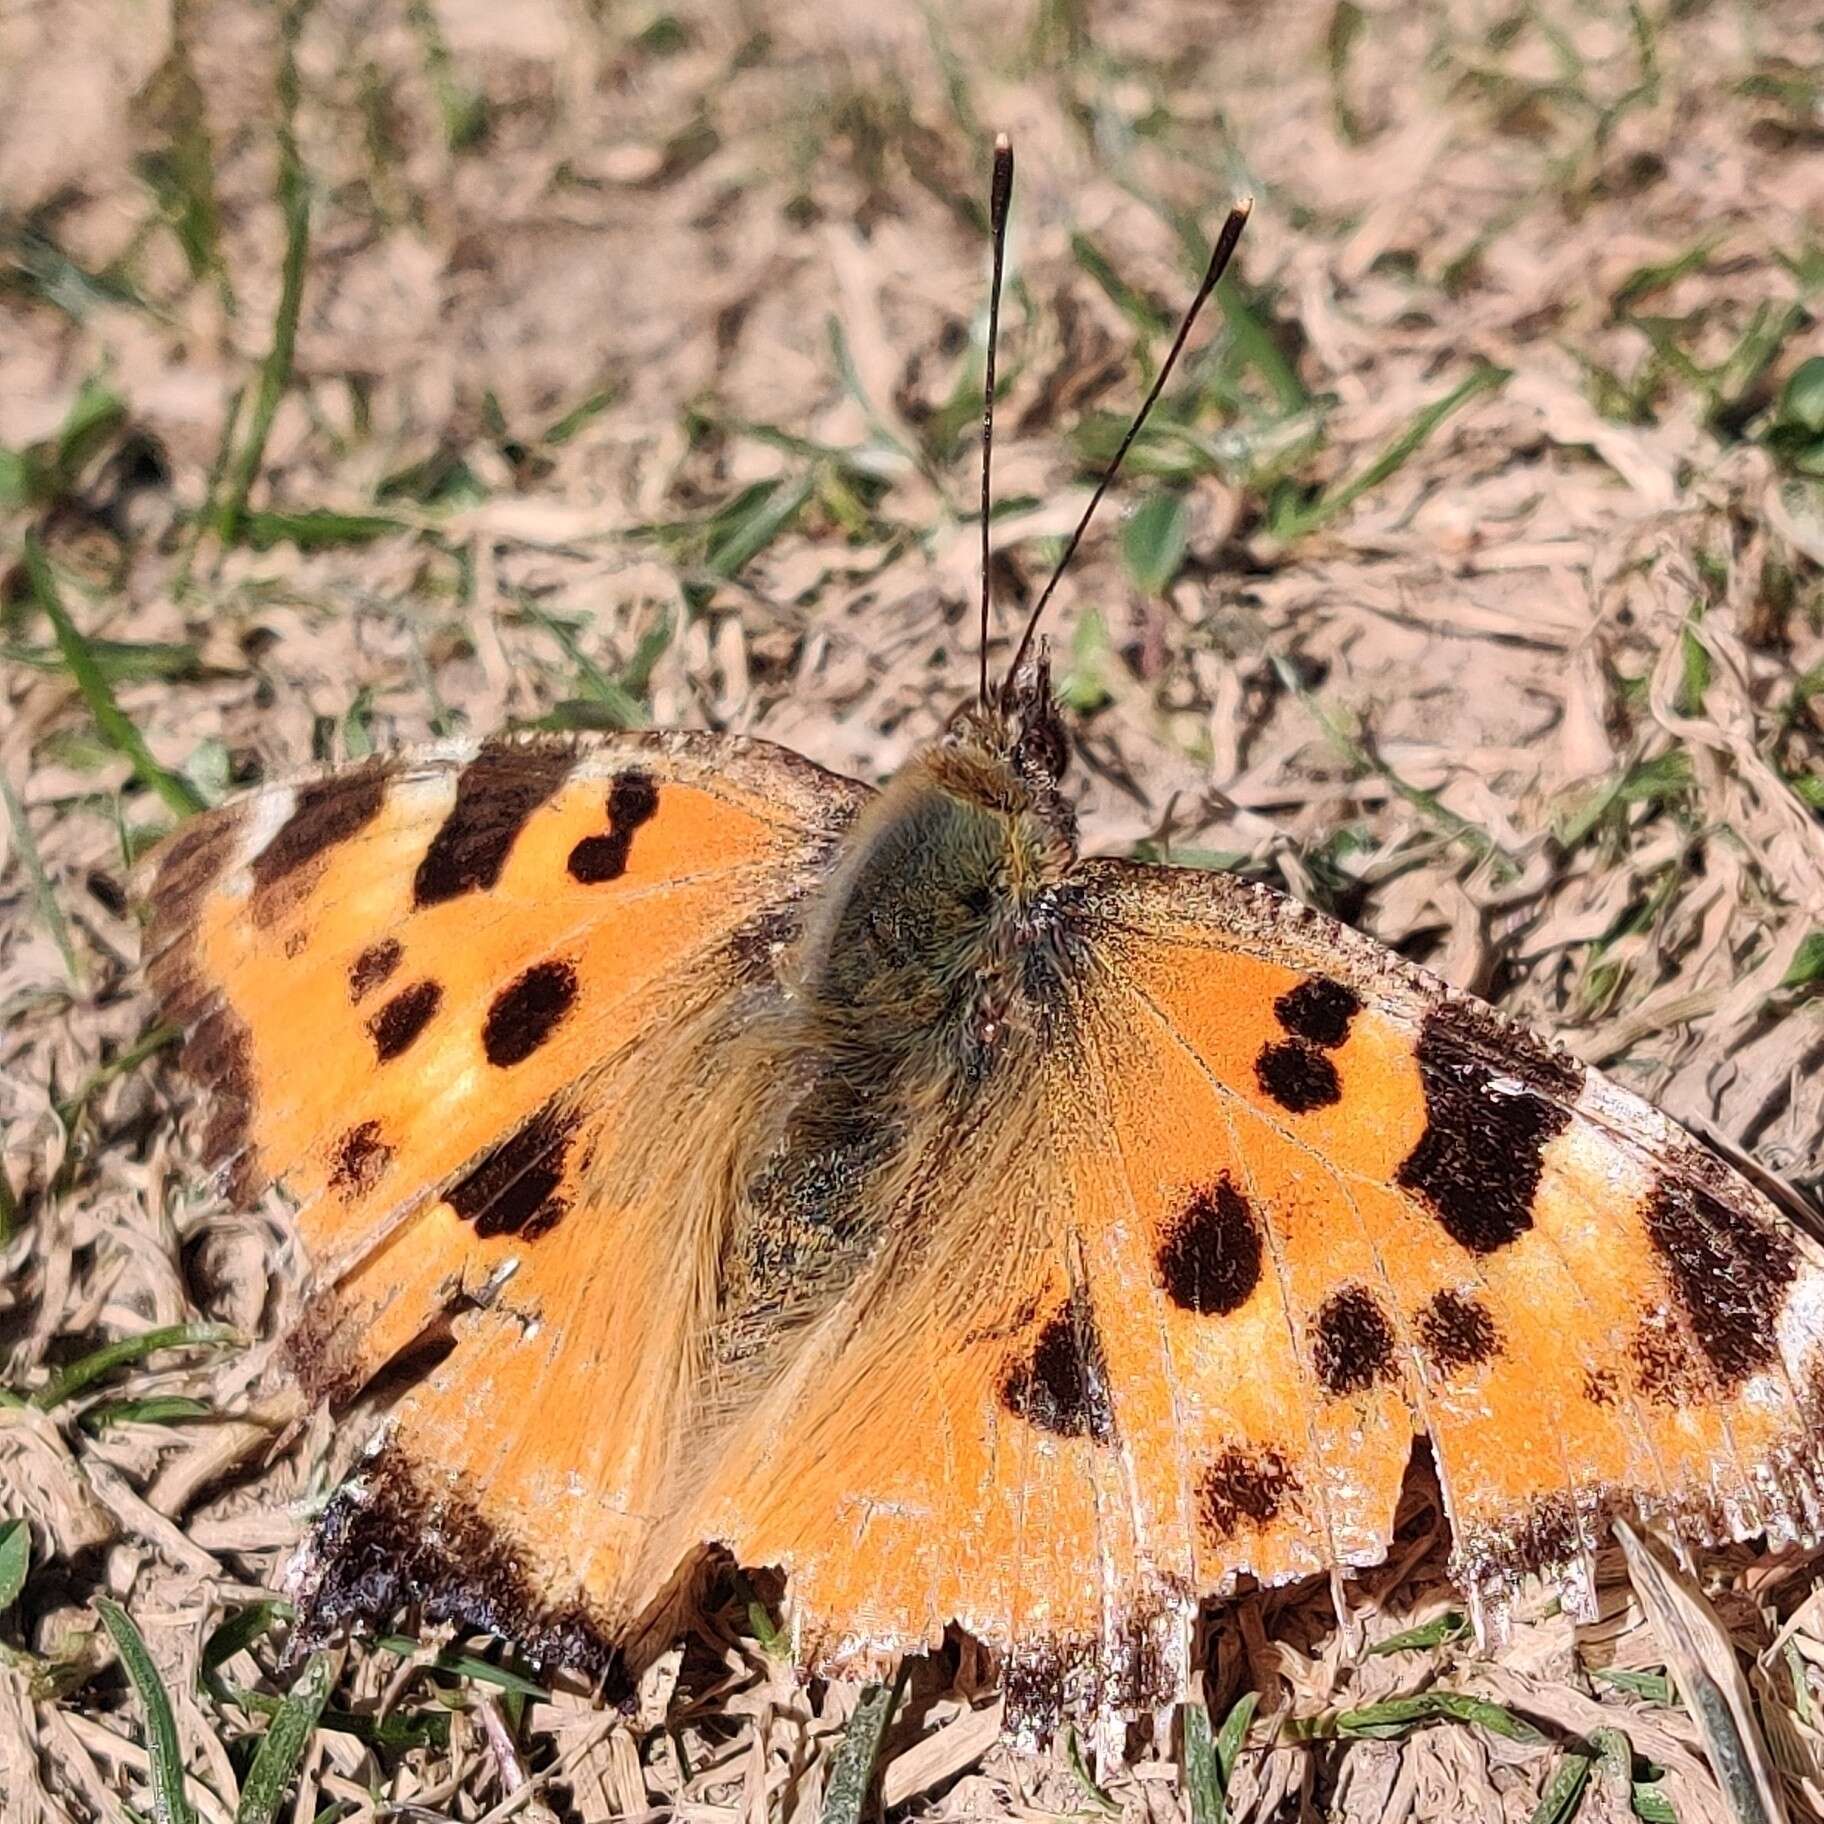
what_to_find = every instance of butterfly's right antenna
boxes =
[978,132,1014,710]
[1000,198,1252,706]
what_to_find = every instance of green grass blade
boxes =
[1370,1611,1468,1654]
[29,1321,240,1411]
[1358,1692,1543,1741]
[1065,1727,1122,1814]
[1183,1688,1256,1824]
[1529,1746,1595,1824]
[217,0,311,545]
[522,599,647,729]
[543,385,617,445]
[135,37,229,296]
[1071,232,1172,336]
[1780,931,1824,989]
[1183,1698,1225,1824]
[1,639,203,682]
[175,383,243,595]
[1214,1689,1258,1779]
[235,1651,333,1824]
[1122,490,1190,593]
[1286,1690,1545,1743]
[237,507,404,551]
[1215,270,1311,417]
[406,0,489,149]
[23,538,205,818]
[619,607,674,700]
[705,473,816,580]
[372,1635,551,1699]
[1275,363,1509,539]
[95,1597,197,1824]
[1,772,84,990]
[0,1517,30,1612]
[55,1021,181,1129]
[203,1601,292,1676]
[79,1396,214,1435]
[820,1672,906,1824]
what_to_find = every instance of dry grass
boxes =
[5,0,1824,1818]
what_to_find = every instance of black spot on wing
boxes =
[1396,1001,1582,1253]
[1255,1040,1341,1113]
[367,979,442,1061]
[447,1102,581,1239]
[482,961,578,1067]
[1416,1287,1501,1376]
[1311,1285,1397,1396]
[251,767,389,898]
[1582,1367,1618,1407]
[414,741,574,908]
[1630,1308,1708,1406]
[1001,1607,1180,1752]
[348,938,402,1003]
[1641,1175,1796,1392]
[301,1454,625,1687]
[330,1120,392,1200]
[148,811,240,933]
[1198,1446,1298,1543]
[999,1289,1115,1443]
[1157,1176,1262,1315]
[185,1002,258,1199]
[568,769,661,884]
[1457,1489,1590,1587]
[1274,976,1361,1049]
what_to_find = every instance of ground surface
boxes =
[4,0,1824,1819]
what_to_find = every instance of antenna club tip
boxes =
[1235,194,1255,218]
[994,130,1012,152]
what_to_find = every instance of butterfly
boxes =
[141,139,1824,1740]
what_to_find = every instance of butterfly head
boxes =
[928,647,1077,869]
[947,648,1069,790]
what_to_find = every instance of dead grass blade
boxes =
[1,770,83,991]
[1616,1520,1790,1824]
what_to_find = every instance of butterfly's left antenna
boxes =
[1001,197,1252,705]
[979,132,1015,710]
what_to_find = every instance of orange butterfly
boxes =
[142,141,1824,1740]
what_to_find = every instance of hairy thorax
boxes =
[796,741,1077,1065]
[708,729,1082,1369]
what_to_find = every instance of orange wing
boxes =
[676,857,1824,1736]
[142,731,867,1665]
